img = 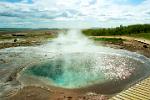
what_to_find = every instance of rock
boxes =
[143,45,148,48]
[0,59,6,63]
[14,39,18,42]
[67,96,72,100]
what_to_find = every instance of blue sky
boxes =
[0,0,32,3]
[0,0,149,28]
[115,0,144,5]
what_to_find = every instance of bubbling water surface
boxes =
[22,52,150,89]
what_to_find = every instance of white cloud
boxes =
[0,0,150,28]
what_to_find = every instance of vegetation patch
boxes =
[93,38,125,43]
[83,24,150,36]
[129,33,150,40]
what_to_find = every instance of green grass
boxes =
[129,33,150,40]
[93,38,125,43]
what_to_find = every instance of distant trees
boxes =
[82,24,150,36]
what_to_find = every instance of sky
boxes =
[0,0,150,28]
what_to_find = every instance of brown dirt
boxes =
[0,37,48,49]
[6,86,108,100]
[92,36,150,58]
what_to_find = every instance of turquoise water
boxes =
[24,53,107,88]
[22,53,150,89]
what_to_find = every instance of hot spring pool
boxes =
[19,52,150,94]
[1,30,150,97]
